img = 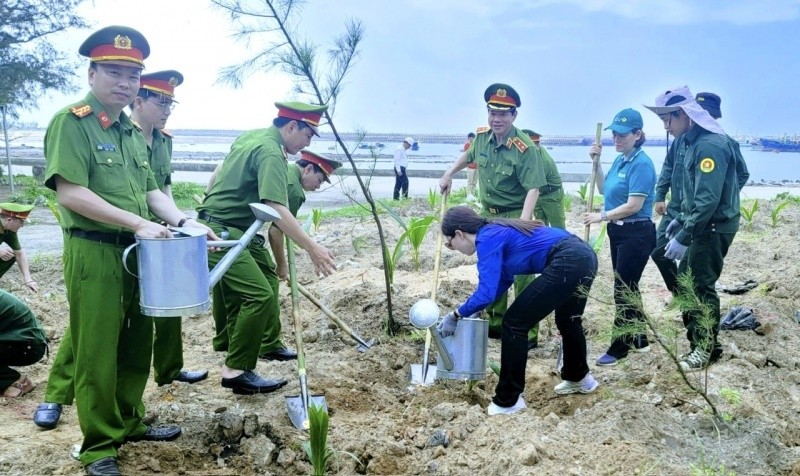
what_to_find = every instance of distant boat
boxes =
[756,136,800,153]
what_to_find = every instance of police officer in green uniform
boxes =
[0,289,46,398]
[132,70,208,386]
[439,84,547,349]
[198,101,336,395]
[645,86,740,372]
[651,91,749,303]
[36,26,216,475]
[213,150,341,354]
[0,203,38,292]
[521,130,566,229]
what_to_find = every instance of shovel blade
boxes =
[285,394,328,430]
[408,364,437,385]
[357,338,375,353]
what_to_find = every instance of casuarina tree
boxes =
[211,0,401,334]
[0,0,89,114]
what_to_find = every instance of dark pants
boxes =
[393,167,408,200]
[0,340,46,392]
[493,236,598,407]
[606,221,657,358]
[679,232,735,354]
[650,216,679,295]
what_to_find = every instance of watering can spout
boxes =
[208,203,281,289]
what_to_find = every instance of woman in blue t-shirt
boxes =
[583,108,657,366]
[439,206,598,415]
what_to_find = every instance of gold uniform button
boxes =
[144,162,148,166]
[107,159,112,163]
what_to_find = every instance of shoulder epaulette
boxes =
[70,104,93,118]
[476,126,491,134]
[160,129,173,138]
[511,137,528,153]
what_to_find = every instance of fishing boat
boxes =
[756,136,800,153]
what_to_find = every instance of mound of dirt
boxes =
[2,197,800,475]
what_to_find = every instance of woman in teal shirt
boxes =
[583,108,657,366]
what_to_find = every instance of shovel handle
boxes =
[296,283,372,349]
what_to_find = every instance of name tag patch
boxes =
[97,144,117,152]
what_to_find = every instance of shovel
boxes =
[409,191,448,385]
[284,238,327,430]
[296,283,374,352]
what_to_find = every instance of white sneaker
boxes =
[554,373,599,395]
[487,395,526,416]
[679,349,710,372]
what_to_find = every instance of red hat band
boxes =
[487,91,517,108]
[277,108,322,127]
[300,151,333,176]
[89,43,145,66]
[141,79,176,97]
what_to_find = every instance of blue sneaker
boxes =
[595,353,621,366]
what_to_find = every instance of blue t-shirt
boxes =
[457,224,571,317]
[603,147,657,220]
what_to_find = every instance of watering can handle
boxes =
[122,242,139,278]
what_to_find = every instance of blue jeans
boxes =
[606,221,657,358]
[493,236,598,407]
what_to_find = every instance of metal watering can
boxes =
[122,203,281,317]
[409,299,488,381]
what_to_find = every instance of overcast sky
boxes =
[16,0,800,138]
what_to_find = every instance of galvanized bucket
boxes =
[123,229,210,318]
[435,317,488,381]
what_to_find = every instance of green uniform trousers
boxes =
[63,236,152,466]
[152,318,183,385]
[203,223,280,369]
[679,232,735,354]
[43,327,76,405]
[44,317,185,401]
[0,257,16,279]
[534,191,566,230]
[481,208,538,343]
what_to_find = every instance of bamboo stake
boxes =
[584,122,603,241]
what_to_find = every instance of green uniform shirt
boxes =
[199,126,289,230]
[286,164,307,217]
[655,135,688,219]
[44,92,157,233]
[0,289,46,345]
[466,125,547,210]
[148,129,173,190]
[675,125,740,245]
[537,145,563,194]
[1,230,21,251]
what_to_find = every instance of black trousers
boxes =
[393,167,408,200]
[650,216,679,295]
[606,221,657,358]
[493,236,598,407]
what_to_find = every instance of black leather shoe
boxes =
[487,329,501,340]
[85,457,120,476]
[127,424,182,442]
[175,369,209,384]
[258,347,298,361]
[221,370,288,395]
[33,402,62,430]
[527,341,538,351]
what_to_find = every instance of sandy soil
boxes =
[2,194,800,476]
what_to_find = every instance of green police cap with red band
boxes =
[484,83,521,110]
[79,25,150,67]
[140,70,184,99]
